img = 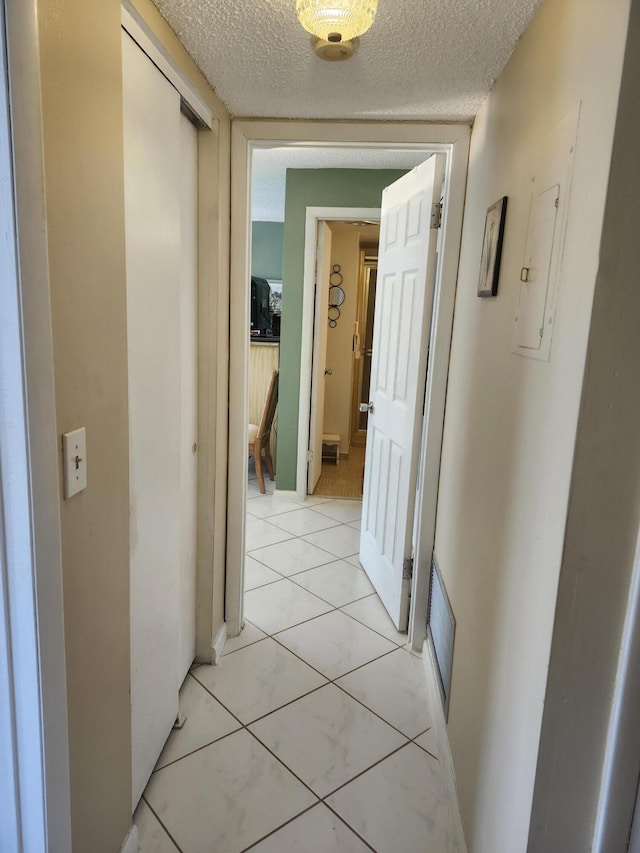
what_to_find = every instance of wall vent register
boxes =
[428,555,456,719]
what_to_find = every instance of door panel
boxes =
[178,113,198,677]
[307,222,332,493]
[360,156,443,631]
[122,32,198,806]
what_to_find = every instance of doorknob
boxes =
[325,368,333,376]
[359,402,374,414]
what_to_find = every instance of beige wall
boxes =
[529,3,640,846]
[36,0,230,848]
[433,0,630,851]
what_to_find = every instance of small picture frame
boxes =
[477,196,508,297]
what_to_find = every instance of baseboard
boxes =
[274,488,299,501]
[421,640,468,853]
[211,622,227,665]
[120,824,139,853]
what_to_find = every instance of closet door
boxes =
[178,112,198,676]
[122,30,197,806]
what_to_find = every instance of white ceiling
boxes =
[251,146,429,221]
[151,0,542,121]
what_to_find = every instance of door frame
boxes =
[0,1,72,848]
[298,207,382,500]
[229,120,470,646]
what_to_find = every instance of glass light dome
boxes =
[296,0,378,43]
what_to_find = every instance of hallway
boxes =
[134,476,460,851]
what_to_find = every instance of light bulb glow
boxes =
[296,0,378,42]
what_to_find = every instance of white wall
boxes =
[432,0,631,851]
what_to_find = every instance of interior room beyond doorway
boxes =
[313,219,379,499]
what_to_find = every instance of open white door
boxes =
[307,221,333,493]
[360,156,444,630]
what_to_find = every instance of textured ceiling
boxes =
[251,146,429,221]
[152,0,542,121]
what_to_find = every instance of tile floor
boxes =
[134,468,461,852]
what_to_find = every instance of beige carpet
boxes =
[313,445,365,498]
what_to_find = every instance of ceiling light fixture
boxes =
[296,0,378,61]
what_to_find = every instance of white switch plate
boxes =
[62,427,87,499]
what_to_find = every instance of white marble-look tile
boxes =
[155,675,240,769]
[222,620,267,656]
[193,638,326,723]
[296,495,334,507]
[249,684,406,797]
[302,525,361,558]
[275,610,396,680]
[347,518,362,530]
[145,730,316,853]
[245,517,294,551]
[267,508,341,536]
[341,594,408,645]
[134,798,179,852]
[344,554,364,568]
[291,560,374,608]
[247,479,275,499]
[244,579,332,634]
[250,804,370,852]
[414,728,439,758]
[248,538,336,577]
[246,495,307,519]
[336,648,432,738]
[311,500,362,524]
[327,744,456,852]
[244,556,282,590]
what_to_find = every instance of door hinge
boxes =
[403,556,414,580]
[307,449,313,462]
[431,202,443,229]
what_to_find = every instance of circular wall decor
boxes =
[328,264,345,327]
[328,284,345,307]
[328,305,341,328]
[329,266,343,287]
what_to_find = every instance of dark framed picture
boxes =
[477,196,508,297]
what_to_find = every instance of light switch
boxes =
[62,427,87,499]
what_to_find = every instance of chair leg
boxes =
[254,441,266,494]
[264,439,274,481]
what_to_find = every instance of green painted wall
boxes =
[251,221,284,280]
[277,168,407,490]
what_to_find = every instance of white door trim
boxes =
[0,1,71,849]
[228,120,470,644]
[409,131,469,649]
[297,207,381,500]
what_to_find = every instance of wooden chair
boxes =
[248,368,279,494]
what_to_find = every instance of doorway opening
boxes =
[228,122,471,648]
[304,217,380,501]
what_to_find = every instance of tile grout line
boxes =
[163,627,420,779]
[245,553,366,592]
[247,532,360,568]
[245,583,408,650]
[142,794,184,853]
[321,740,414,800]
[143,494,429,850]
[322,802,379,852]
[239,802,321,852]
